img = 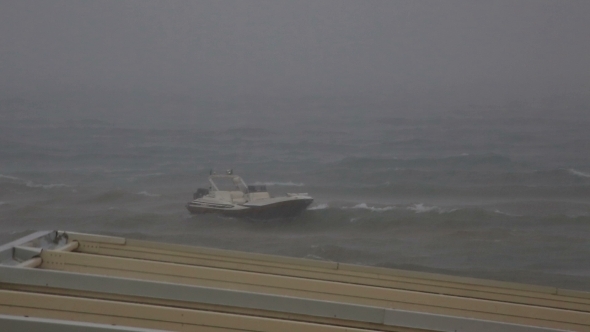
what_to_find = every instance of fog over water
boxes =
[1,1,590,290]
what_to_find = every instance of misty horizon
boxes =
[2,0,589,112]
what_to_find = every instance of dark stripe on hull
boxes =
[186,199,313,219]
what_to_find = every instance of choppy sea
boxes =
[1,98,589,290]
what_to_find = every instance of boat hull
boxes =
[186,198,313,219]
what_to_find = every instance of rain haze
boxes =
[2,1,590,118]
[1,1,590,290]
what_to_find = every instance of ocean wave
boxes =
[1,174,70,189]
[0,174,21,181]
[25,181,69,189]
[493,209,522,217]
[343,203,395,212]
[86,189,137,203]
[332,153,515,171]
[406,203,441,213]
[252,181,305,187]
[569,169,590,178]
[308,203,329,210]
[136,191,161,197]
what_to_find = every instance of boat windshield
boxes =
[209,175,248,192]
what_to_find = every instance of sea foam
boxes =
[407,203,440,213]
[25,181,69,189]
[308,203,329,210]
[344,203,395,212]
[568,169,590,178]
[1,174,70,189]
[0,174,21,181]
[252,181,305,187]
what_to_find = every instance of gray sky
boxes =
[1,0,589,106]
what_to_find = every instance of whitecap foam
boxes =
[407,203,439,213]
[25,181,69,189]
[1,174,70,189]
[344,203,395,212]
[253,181,305,187]
[493,209,522,217]
[308,203,329,210]
[568,169,590,178]
[137,191,161,197]
[0,174,20,181]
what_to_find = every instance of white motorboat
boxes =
[186,171,313,218]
